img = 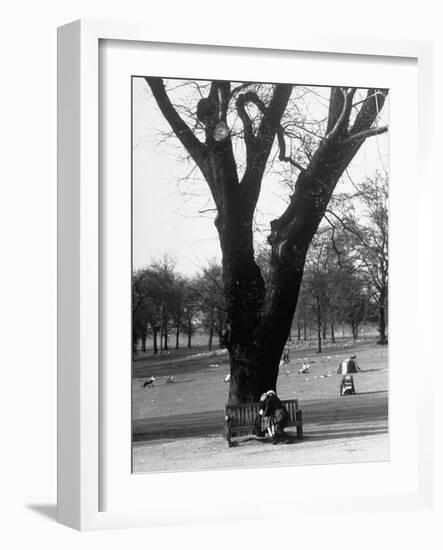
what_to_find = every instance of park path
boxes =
[133,390,388,443]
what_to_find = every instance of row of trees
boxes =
[132,258,226,355]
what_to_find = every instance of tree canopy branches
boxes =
[140,76,389,401]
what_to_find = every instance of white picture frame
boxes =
[57,19,433,531]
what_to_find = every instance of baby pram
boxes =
[339,374,356,396]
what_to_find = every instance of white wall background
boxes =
[0,1,442,547]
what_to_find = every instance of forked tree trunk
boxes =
[225,248,306,403]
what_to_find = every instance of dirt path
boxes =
[133,425,388,474]
[133,391,388,472]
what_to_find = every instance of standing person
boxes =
[337,354,362,374]
[258,390,290,445]
[283,346,290,364]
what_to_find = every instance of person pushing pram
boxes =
[337,354,362,374]
[337,355,361,396]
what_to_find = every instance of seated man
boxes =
[256,390,290,444]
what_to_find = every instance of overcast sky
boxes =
[132,77,389,276]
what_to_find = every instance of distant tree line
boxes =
[132,257,227,355]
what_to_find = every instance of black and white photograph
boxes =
[3,0,441,544]
[131,76,389,473]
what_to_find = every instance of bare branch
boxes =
[144,77,209,176]
[340,125,388,144]
[198,208,218,214]
[276,125,306,172]
[325,88,356,142]
[350,88,389,136]
[235,93,257,149]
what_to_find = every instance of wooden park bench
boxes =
[224,399,303,447]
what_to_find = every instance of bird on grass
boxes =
[143,376,155,388]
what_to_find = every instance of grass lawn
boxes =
[132,339,389,473]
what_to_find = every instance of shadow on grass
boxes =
[237,425,387,446]
[304,426,388,443]
[360,368,387,373]
[354,389,388,396]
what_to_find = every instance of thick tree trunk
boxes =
[322,320,327,341]
[331,323,336,344]
[303,320,307,341]
[142,334,147,353]
[297,321,301,341]
[226,250,306,404]
[222,235,306,403]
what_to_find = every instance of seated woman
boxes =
[257,390,290,444]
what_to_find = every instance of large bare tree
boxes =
[144,78,388,404]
